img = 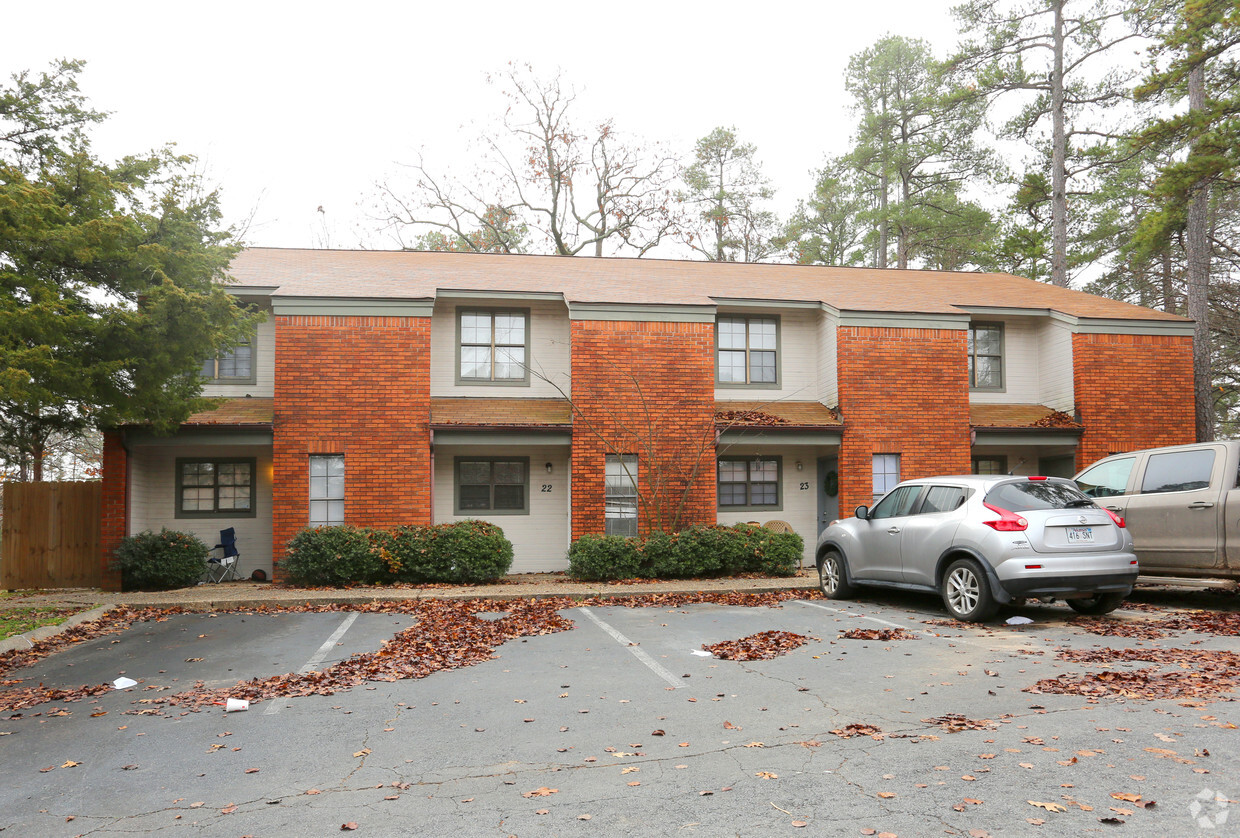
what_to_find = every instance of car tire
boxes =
[818,551,854,599]
[1066,592,1126,615]
[941,558,998,622]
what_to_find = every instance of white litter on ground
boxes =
[1005,616,1034,626]
[113,677,138,689]
[691,649,713,657]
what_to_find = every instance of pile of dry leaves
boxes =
[703,630,810,661]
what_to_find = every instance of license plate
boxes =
[1067,527,1094,543]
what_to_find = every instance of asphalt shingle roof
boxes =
[226,248,1188,322]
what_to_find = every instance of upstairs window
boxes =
[201,334,255,384]
[872,453,900,503]
[967,322,1004,390]
[717,315,778,386]
[458,309,529,384]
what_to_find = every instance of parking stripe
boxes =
[263,613,360,716]
[796,601,940,637]
[577,607,681,689]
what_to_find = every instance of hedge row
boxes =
[112,528,211,591]
[281,520,514,586]
[568,524,803,582]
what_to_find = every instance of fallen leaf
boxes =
[578,814,591,820]
[1111,792,1142,803]
[341,824,358,831]
[792,821,807,827]
[1028,801,1067,812]
[306,789,322,795]
[756,771,779,779]
[61,760,80,768]
[221,804,237,814]
[1027,818,1045,825]
[353,749,370,758]
[877,791,896,799]
[522,787,558,798]
[627,781,640,786]
[245,768,259,774]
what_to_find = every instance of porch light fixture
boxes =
[545,462,553,474]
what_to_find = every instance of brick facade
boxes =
[569,320,717,537]
[272,315,432,579]
[99,431,127,591]
[1072,332,1196,469]
[836,326,972,514]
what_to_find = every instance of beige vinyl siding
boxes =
[430,300,571,397]
[715,444,825,567]
[1037,319,1075,412]
[817,309,838,405]
[969,317,1038,403]
[127,443,274,577]
[433,444,570,572]
[715,307,819,401]
[201,314,275,399]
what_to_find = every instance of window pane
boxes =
[750,318,777,350]
[493,461,525,484]
[310,457,328,478]
[719,461,746,482]
[461,313,491,344]
[459,485,491,509]
[494,313,524,345]
[182,488,213,511]
[718,350,746,382]
[750,350,776,383]
[974,327,1001,355]
[922,486,965,514]
[200,358,216,379]
[327,474,344,498]
[1077,457,1135,498]
[974,356,999,388]
[494,484,525,509]
[309,499,329,525]
[719,484,748,506]
[219,344,251,378]
[750,460,778,482]
[1141,450,1215,494]
[751,483,778,505]
[494,346,525,379]
[460,346,491,379]
[718,317,746,349]
[459,462,491,484]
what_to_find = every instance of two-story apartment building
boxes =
[98,249,1196,589]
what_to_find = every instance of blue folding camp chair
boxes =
[206,528,242,583]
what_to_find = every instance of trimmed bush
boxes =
[281,521,514,587]
[426,520,514,584]
[566,524,805,582]
[567,534,641,581]
[112,528,209,591]
[282,526,384,586]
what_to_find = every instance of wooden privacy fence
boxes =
[1,481,102,589]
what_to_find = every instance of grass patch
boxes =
[0,606,82,642]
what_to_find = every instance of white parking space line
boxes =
[796,601,941,637]
[263,613,359,716]
[577,607,681,689]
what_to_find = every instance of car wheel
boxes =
[1066,592,1126,615]
[941,558,998,622]
[818,551,854,599]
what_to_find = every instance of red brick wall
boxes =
[837,326,972,514]
[1073,332,1195,469]
[99,431,127,591]
[272,315,432,578]
[570,320,717,537]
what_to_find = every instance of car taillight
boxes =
[982,502,1028,531]
[1027,475,1048,481]
[1104,509,1126,528]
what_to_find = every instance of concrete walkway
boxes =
[7,570,820,612]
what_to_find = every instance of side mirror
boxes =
[854,505,870,520]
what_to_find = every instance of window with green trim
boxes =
[201,333,256,384]
[458,309,529,383]
[718,457,781,509]
[176,458,256,518]
[455,457,529,515]
[717,315,778,385]
[967,322,1004,390]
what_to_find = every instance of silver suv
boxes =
[815,475,1138,621]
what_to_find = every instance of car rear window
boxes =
[984,480,1093,512]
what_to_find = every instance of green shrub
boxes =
[664,526,729,578]
[567,534,641,581]
[425,520,514,584]
[282,526,385,586]
[635,529,678,578]
[112,529,209,591]
[746,527,804,577]
[380,525,439,583]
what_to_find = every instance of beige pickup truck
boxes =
[1074,441,1240,584]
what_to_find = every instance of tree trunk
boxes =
[1161,249,1175,314]
[1186,58,1214,442]
[1050,0,1069,287]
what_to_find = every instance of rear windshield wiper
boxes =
[1063,498,1096,508]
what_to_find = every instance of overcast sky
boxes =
[7,1,963,252]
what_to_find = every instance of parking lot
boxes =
[2,590,1238,836]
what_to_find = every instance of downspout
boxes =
[428,429,434,525]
